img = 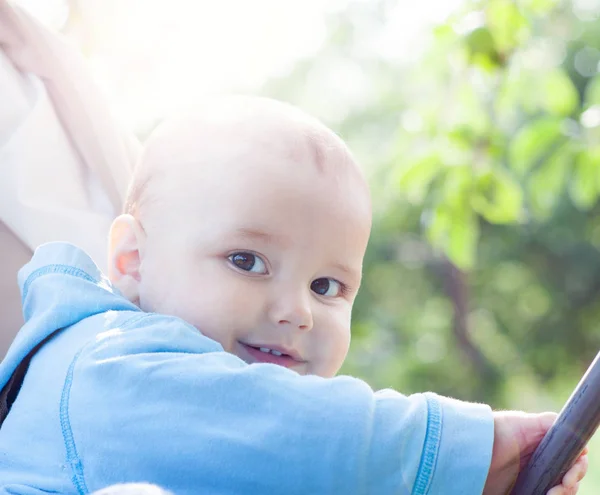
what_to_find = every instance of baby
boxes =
[113,95,371,379]
[0,96,587,494]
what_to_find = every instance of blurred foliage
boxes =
[50,0,600,489]
[265,1,600,489]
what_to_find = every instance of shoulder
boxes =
[68,312,227,394]
[62,312,230,444]
[78,312,224,363]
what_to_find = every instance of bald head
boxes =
[109,96,372,377]
[124,96,365,220]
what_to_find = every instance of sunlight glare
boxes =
[16,0,467,132]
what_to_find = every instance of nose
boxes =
[269,289,313,332]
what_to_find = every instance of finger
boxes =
[562,457,586,488]
[563,455,589,487]
[517,412,559,453]
[574,447,588,459]
[566,481,580,495]
[546,485,562,495]
[548,481,581,495]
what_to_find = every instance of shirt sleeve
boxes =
[65,313,494,495]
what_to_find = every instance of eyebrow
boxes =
[332,262,357,277]
[233,228,361,281]
[332,262,363,288]
[233,227,289,246]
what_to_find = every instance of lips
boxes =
[240,342,305,368]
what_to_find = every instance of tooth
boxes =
[271,350,283,356]
[259,347,271,353]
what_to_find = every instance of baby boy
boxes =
[0,96,587,494]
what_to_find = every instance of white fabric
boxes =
[0,0,139,356]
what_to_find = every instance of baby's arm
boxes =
[66,314,493,495]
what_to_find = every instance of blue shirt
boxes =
[0,242,494,494]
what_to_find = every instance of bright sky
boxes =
[17,0,465,131]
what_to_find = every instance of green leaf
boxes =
[498,68,577,118]
[443,165,474,208]
[465,27,502,68]
[570,148,600,210]
[451,85,492,134]
[540,69,579,116]
[426,203,479,270]
[584,75,600,107]
[596,149,600,194]
[496,66,529,121]
[528,144,572,220]
[519,0,560,14]
[448,206,480,270]
[433,24,456,44]
[472,169,524,224]
[486,0,529,53]
[396,154,442,204]
[509,118,563,175]
[427,205,451,248]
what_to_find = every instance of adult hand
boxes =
[483,411,588,495]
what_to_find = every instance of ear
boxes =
[108,214,145,304]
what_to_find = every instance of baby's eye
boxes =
[311,278,343,297]
[228,252,268,274]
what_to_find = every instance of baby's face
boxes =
[112,110,371,377]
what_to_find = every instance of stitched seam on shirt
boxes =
[60,314,146,495]
[61,346,89,495]
[411,394,443,495]
[22,265,98,301]
[118,314,153,331]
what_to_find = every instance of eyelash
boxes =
[227,251,352,298]
[228,251,269,274]
[334,281,351,297]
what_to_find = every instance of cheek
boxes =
[138,258,263,344]
[312,309,351,377]
[330,324,351,370]
[137,258,197,315]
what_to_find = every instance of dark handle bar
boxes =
[511,351,600,494]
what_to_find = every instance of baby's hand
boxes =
[483,411,589,495]
[546,448,588,495]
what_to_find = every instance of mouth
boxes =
[239,342,305,368]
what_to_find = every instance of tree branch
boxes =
[439,258,499,383]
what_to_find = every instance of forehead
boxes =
[141,101,354,179]
[185,150,368,234]
[142,137,371,261]
[143,115,368,209]
[137,103,371,252]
